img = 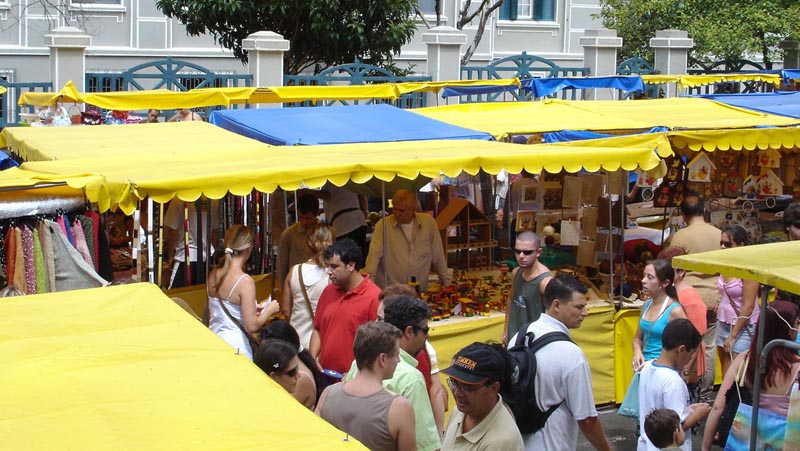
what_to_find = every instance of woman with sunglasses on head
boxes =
[261,320,325,409]
[632,259,688,372]
[701,301,800,451]
[716,224,760,377]
[255,339,302,395]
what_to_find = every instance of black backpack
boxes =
[502,322,573,434]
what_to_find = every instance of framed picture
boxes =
[516,210,536,232]
[522,184,538,204]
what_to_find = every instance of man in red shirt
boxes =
[310,238,381,375]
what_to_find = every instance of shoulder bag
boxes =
[296,263,315,321]
[713,353,751,447]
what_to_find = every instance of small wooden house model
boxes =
[757,170,784,196]
[687,153,715,182]
[757,148,781,168]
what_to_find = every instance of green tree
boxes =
[156,0,419,75]
[597,0,800,69]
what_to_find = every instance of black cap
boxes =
[442,343,504,384]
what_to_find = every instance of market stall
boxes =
[0,282,366,450]
[673,241,800,449]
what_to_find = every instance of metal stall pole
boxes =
[146,198,154,283]
[157,202,165,287]
[749,284,770,450]
[381,180,387,287]
[132,201,141,282]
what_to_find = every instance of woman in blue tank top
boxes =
[633,259,687,371]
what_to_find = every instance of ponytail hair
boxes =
[214,224,254,292]
[647,259,678,301]
[306,223,335,267]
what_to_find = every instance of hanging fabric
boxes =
[71,218,93,267]
[13,227,25,291]
[22,226,36,294]
[46,220,106,291]
[37,222,56,292]
[4,227,15,286]
[33,232,47,294]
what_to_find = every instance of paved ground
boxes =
[575,406,724,451]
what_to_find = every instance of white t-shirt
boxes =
[509,314,598,451]
[637,361,691,451]
[321,183,365,237]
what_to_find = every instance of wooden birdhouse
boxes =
[687,153,715,182]
[757,148,781,169]
[757,170,784,196]
[742,175,759,198]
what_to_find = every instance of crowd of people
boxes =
[190,189,800,451]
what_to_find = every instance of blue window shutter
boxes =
[500,0,518,20]
[534,0,554,21]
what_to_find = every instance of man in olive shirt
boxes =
[502,231,553,345]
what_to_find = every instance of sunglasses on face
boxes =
[720,240,732,248]
[514,248,537,256]
[277,365,299,378]
[447,377,485,393]
[415,325,430,335]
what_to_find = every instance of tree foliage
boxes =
[597,0,800,69]
[155,0,419,75]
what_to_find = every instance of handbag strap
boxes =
[642,298,676,347]
[216,297,253,341]
[296,264,315,321]
[723,281,752,337]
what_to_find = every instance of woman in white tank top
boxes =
[279,223,334,349]
[207,224,278,359]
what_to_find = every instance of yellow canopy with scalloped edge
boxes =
[0,123,670,214]
[673,241,800,294]
[641,73,783,89]
[0,283,367,451]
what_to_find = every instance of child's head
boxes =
[661,318,701,367]
[644,408,685,448]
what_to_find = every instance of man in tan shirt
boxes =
[664,195,721,402]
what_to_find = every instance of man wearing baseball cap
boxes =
[441,342,524,451]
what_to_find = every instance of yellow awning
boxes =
[0,283,366,451]
[16,80,83,106]
[641,73,783,89]
[1,124,669,214]
[16,80,523,109]
[413,100,656,139]
[414,98,800,140]
[0,86,6,95]
[0,121,271,162]
[673,241,800,294]
[668,127,800,152]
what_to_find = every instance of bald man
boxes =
[365,189,451,292]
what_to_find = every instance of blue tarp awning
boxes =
[0,152,19,170]
[520,76,645,98]
[208,104,493,145]
[698,91,800,119]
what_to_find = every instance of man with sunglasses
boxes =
[441,342,524,451]
[502,231,553,345]
[345,294,440,451]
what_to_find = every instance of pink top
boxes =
[717,276,759,325]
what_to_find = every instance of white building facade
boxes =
[0,0,603,86]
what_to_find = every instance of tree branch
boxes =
[414,3,432,30]
[460,0,503,66]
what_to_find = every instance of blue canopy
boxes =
[698,91,800,119]
[0,151,19,170]
[208,104,493,145]
[520,76,644,98]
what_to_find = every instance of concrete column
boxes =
[650,30,694,97]
[242,31,290,108]
[45,26,91,92]
[780,38,800,70]
[579,29,623,100]
[422,26,467,106]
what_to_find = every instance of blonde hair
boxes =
[306,223,335,267]
[214,224,254,292]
